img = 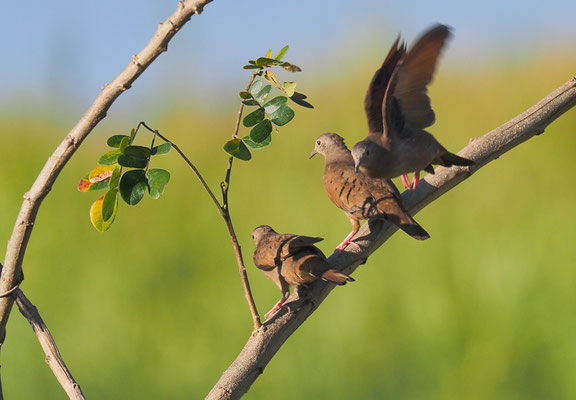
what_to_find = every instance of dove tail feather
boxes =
[399,221,430,241]
[321,269,355,285]
[439,152,474,167]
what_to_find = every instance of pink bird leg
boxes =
[411,171,420,189]
[264,296,288,320]
[335,229,361,252]
[401,174,412,190]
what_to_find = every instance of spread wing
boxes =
[364,36,406,134]
[281,235,324,260]
[382,24,452,139]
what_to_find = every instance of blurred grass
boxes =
[0,49,575,399]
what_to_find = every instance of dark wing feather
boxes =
[383,24,452,138]
[281,235,324,260]
[364,36,406,133]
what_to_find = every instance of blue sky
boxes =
[1,0,574,116]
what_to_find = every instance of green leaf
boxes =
[242,99,259,106]
[151,142,172,155]
[243,108,265,127]
[119,136,130,151]
[243,65,260,70]
[255,57,278,68]
[271,104,295,126]
[243,135,271,149]
[102,189,118,222]
[117,146,150,169]
[129,128,136,143]
[223,138,252,161]
[255,85,272,103]
[263,96,288,114]
[265,49,272,58]
[250,119,272,143]
[119,170,148,205]
[90,195,117,232]
[98,149,122,166]
[290,95,314,109]
[109,167,121,189]
[249,80,265,96]
[107,135,130,148]
[274,45,289,61]
[280,62,301,72]
[239,91,252,99]
[146,169,171,199]
[248,60,256,65]
[283,81,297,97]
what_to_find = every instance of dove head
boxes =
[309,133,349,159]
[251,225,276,244]
[351,139,384,175]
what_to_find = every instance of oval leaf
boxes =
[280,62,301,72]
[283,81,297,97]
[109,167,121,189]
[274,45,289,61]
[119,170,148,205]
[243,65,260,70]
[249,80,265,97]
[223,139,252,161]
[250,119,272,143]
[151,142,172,155]
[243,135,271,149]
[98,149,122,166]
[263,96,288,114]
[255,85,272,104]
[102,189,118,222]
[290,95,314,109]
[270,104,295,126]
[255,57,277,68]
[242,99,259,106]
[88,164,117,182]
[90,195,117,232]
[146,169,171,199]
[107,135,129,148]
[243,108,265,127]
[118,146,150,169]
[239,91,252,99]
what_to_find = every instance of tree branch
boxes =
[0,0,214,348]
[14,289,85,400]
[205,77,576,400]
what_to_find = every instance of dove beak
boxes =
[309,149,318,159]
[354,162,359,173]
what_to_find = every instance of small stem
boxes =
[137,122,223,212]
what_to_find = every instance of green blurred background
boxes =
[1,1,576,399]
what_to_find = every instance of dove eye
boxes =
[316,140,321,145]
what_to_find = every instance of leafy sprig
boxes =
[223,45,313,160]
[78,126,172,232]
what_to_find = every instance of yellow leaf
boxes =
[90,195,117,232]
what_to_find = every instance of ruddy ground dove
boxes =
[310,133,430,251]
[252,225,354,319]
[351,24,473,190]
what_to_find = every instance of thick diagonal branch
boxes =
[15,290,85,400]
[0,0,214,346]
[206,77,576,400]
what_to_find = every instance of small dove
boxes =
[252,225,354,319]
[310,132,430,251]
[351,23,473,190]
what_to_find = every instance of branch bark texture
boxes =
[0,0,214,345]
[15,290,85,400]
[206,77,576,400]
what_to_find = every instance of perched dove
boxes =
[351,24,473,190]
[310,133,430,251]
[252,225,354,319]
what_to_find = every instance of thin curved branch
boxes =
[0,0,214,345]
[15,289,85,400]
[206,77,576,400]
